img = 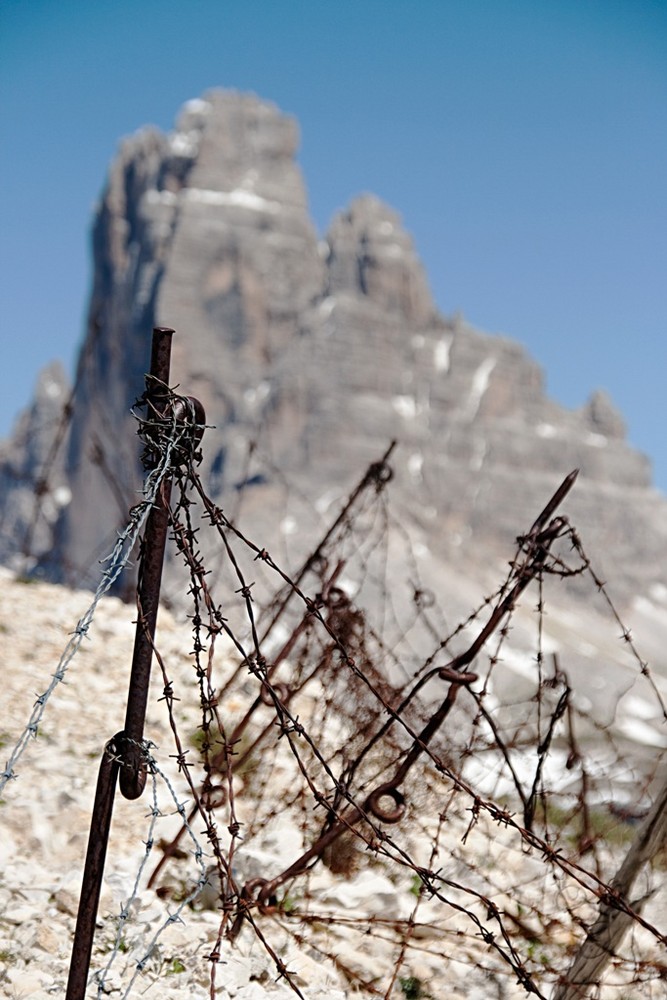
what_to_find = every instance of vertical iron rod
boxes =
[65,738,121,1000]
[66,327,176,998]
[119,327,175,799]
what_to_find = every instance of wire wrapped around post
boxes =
[66,327,205,1000]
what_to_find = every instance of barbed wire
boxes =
[4,378,666,998]
[130,444,666,997]
[93,742,210,999]
[0,406,197,796]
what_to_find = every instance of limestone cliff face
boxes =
[2,89,666,607]
[0,362,71,569]
[38,91,324,583]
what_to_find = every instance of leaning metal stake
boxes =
[66,327,205,999]
[119,329,175,798]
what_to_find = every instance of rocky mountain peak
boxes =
[582,388,626,440]
[172,90,307,211]
[1,89,666,616]
[325,193,436,326]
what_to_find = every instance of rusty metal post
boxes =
[119,327,175,800]
[66,327,204,999]
[65,735,122,1000]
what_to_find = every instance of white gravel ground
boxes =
[1,568,665,1000]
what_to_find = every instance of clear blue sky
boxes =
[2,0,666,488]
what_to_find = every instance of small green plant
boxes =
[526,939,550,966]
[408,874,423,897]
[165,957,186,975]
[278,892,298,914]
[399,976,426,999]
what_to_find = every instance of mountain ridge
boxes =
[0,88,665,618]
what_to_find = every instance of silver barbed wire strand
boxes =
[94,746,210,998]
[0,411,190,795]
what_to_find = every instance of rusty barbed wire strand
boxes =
[178,461,664,932]
[140,457,664,996]
[11,359,667,1000]
[568,526,667,723]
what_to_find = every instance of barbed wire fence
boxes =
[1,333,666,999]
[152,440,667,999]
[0,400,195,797]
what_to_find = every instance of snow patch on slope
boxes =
[465,357,496,420]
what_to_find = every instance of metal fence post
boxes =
[119,328,176,800]
[66,327,205,998]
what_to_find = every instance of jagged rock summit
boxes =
[2,89,667,619]
[0,361,71,567]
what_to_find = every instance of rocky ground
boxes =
[1,566,666,1000]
